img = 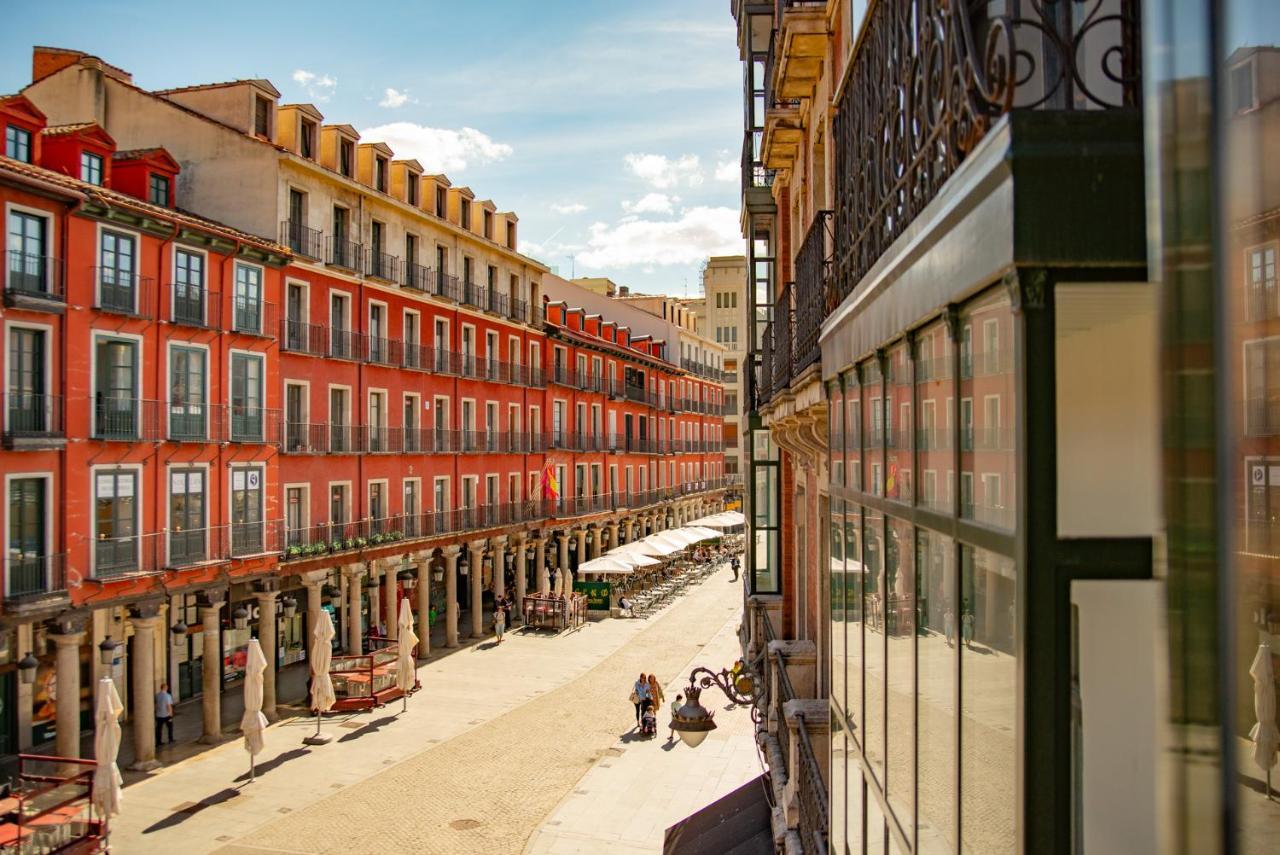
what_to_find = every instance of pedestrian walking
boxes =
[944,607,955,647]
[667,693,684,742]
[493,599,507,643]
[647,674,665,715]
[154,682,174,746]
[730,556,740,581]
[962,602,975,649]
[631,673,651,725]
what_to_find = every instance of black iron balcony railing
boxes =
[367,251,400,282]
[171,283,219,328]
[282,318,328,356]
[486,288,509,316]
[431,270,460,302]
[281,220,323,259]
[403,262,432,292]
[4,393,63,440]
[168,400,221,442]
[771,285,794,398]
[231,298,277,338]
[365,335,400,366]
[93,397,162,441]
[741,129,775,191]
[1247,397,1280,437]
[326,236,364,271]
[365,426,403,454]
[326,424,360,454]
[228,406,281,444]
[531,303,545,328]
[284,422,328,454]
[4,552,67,600]
[462,280,485,309]
[831,0,1142,308]
[510,296,529,323]
[794,210,831,373]
[328,328,365,361]
[94,268,155,318]
[4,252,64,305]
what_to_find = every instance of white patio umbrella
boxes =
[608,540,666,559]
[396,598,419,713]
[1249,639,1279,799]
[639,533,687,556]
[240,638,268,783]
[684,526,723,541]
[92,677,124,820]
[578,555,635,576]
[304,610,336,745]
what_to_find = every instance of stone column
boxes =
[343,565,366,655]
[557,532,571,591]
[368,566,382,637]
[490,535,508,600]
[624,518,635,543]
[535,538,549,595]
[607,523,620,554]
[254,587,279,721]
[16,622,33,751]
[513,535,528,620]
[198,596,225,744]
[51,624,85,759]
[384,560,400,640]
[415,553,432,660]
[589,527,601,560]
[468,539,486,638]
[443,545,461,648]
[574,529,587,569]
[300,571,328,641]
[128,606,163,770]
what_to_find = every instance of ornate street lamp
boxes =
[98,636,121,667]
[280,596,298,618]
[170,619,188,639]
[397,566,417,591]
[669,664,759,749]
[17,652,38,685]
[232,606,250,630]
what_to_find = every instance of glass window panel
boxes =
[886,344,912,504]
[960,543,1017,855]
[845,505,863,736]
[866,783,888,855]
[863,359,883,496]
[916,321,953,513]
[916,530,957,855]
[885,517,914,839]
[831,498,846,717]
[831,712,848,855]
[753,527,777,594]
[845,370,861,492]
[959,290,1016,529]
[830,380,845,488]
[847,764,865,854]
[863,506,885,780]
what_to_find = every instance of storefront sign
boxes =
[573,580,611,610]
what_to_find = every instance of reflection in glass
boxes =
[831,498,847,716]
[832,713,848,855]
[960,544,1017,855]
[885,517,914,841]
[916,321,953,513]
[846,505,864,734]
[886,344,912,504]
[846,370,862,492]
[864,358,883,496]
[864,507,885,780]
[831,380,845,488]
[959,290,1016,529]
[867,783,887,855]
[916,530,957,854]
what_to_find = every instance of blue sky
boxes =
[0,0,744,296]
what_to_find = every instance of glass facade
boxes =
[829,284,1020,852]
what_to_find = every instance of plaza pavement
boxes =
[106,563,752,855]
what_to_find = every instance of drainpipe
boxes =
[155,220,179,580]
[221,238,244,560]
[59,197,84,591]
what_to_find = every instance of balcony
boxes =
[4,252,65,311]
[430,270,460,302]
[171,283,220,328]
[461,280,485,310]
[769,0,828,104]
[284,422,327,454]
[3,553,68,604]
[486,288,509,317]
[230,298,277,338]
[403,262,432,292]
[365,335,400,367]
[328,328,364,361]
[281,319,328,356]
[326,236,364,271]
[510,296,529,323]
[281,220,323,259]
[793,211,831,375]
[93,397,162,441]
[3,393,65,449]
[761,36,803,170]
[365,427,402,454]
[228,406,281,444]
[367,251,400,283]
[771,286,794,399]
[741,129,776,201]
[93,268,155,319]
[830,0,1142,309]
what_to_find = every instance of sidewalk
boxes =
[104,568,742,854]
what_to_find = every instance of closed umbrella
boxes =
[305,610,337,745]
[396,598,418,713]
[1249,640,1279,799]
[240,638,268,782]
[92,677,124,820]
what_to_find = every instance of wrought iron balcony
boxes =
[281,319,328,356]
[93,397,162,441]
[3,393,64,446]
[93,268,155,318]
[794,210,831,374]
[281,220,322,259]
[403,262,433,292]
[4,252,64,307]
[510,296,529,323]
[430,270,460,302]
[170,283,220,328]
[4,552,67,600]
[366,251,400,282]
[462,280,485,309]
[740,129,775,191]
[230,298,277,338]
[831,0,1142,308]
[771,285,794,398]
[326,236,364,271]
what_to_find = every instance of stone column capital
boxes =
[127,601,165,621]
[442,544,462,559]
[299,569,329,588]
[50,628,85,646]
[513,532,529,544]
[129,612,164,629]
[254,589,280,604]
[253,577,282,594]
[342,563,367,579]
[490,535,508,548]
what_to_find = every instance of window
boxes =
[169,469,206,565]
[330,387,349,451]
[407,175,419,206]
[8,328,47,433]
[330,483,349,527]
[80,151,103,185]
[339,140,354,177]
[233,263,263,333]
[8,477,47,593]
[286,486,306,546]
[369,390,386,451]
[435,186,447,218]
[230,353,264,441]
[433,478,448,513]
[148,173,170,207]
[94,470,138,574]
[375,156,388,192]
[330,292,351,358]
[168,345,206,440]
[484,209,493,240]
[506,220,515,249]
[1248,245,1278,320]
[405,234,419,273]
[7,211,49,296]
[172,249,205,325]
[230,467,264,555]
[94,336,138,438]
[254,96,271,137]
[5,125,32,163]
[369,482,386,527]
[300,119,316,159]
[1231,59,1256,113]
[461,199,471,230]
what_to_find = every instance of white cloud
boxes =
[714,158,738,182]
[622,193,678,215]
[379,87,412,108]
[550,202,588,215]
[624,153,704,189]
[358,122,513,173]
[578,206,742,268]
[292,69,337,102]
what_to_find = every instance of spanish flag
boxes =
[540,465,560,500]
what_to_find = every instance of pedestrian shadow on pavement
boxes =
[337,714,399,742]
[619,729,659,744]
[476,640,500,651]
[233,747,311,782]
[142,787,243,834]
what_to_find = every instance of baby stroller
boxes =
[639,699,657,737]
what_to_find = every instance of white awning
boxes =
[687,511,746,529]
[578,555,635,575]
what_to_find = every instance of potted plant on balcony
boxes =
[331,539,345,554]
[286,545,303,559]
